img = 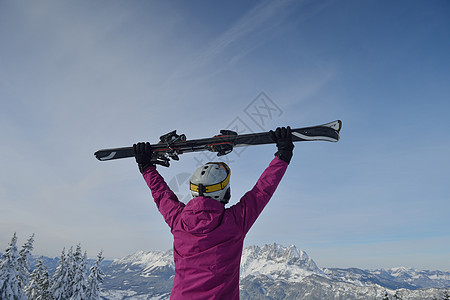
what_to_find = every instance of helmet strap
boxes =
[198,184,206,197]
[221,187,231,204]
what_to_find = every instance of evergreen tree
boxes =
[17,233,35,291]
[393,291,402,300]
[39,264,53,300]
[84,251,104,300]
[0,233,26,300]
[66,246,75,296]
[50,248,71,300]
[442,290,450,300]
[24,259,41,299]
[70,248,88,300]
[25,258,52,300]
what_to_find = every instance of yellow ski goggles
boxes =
[189,162,231,194]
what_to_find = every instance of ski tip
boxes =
[322,120,342,142]
[94,150,116,161]
[333,120,342,142]
[320,120,342,133]
[336,120,342,133]
[94,151,103,161]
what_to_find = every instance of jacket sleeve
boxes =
[142,166,185,229]
[229,156,288,234]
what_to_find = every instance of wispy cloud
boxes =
[169,0,301,80]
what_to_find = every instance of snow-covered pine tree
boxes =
[0,233,26,300]
[84,250,104,300]
[70,247,88,300]
[393,291,402,299]
[50,248,71,300]
[442,290,450,300]
[25,258,52,300]
[17,233,34,291]
[66,246,75,296]
[38,263,52,300]
[24,259,41,299]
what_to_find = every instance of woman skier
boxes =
[133,126,294,299]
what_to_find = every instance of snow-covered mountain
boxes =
[98,243,450,299]
[102,250,174,299]
[240,244,324,282]
[376,267,450,289]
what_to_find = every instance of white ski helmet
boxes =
[189,162,231,204]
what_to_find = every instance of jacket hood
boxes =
[180,197,225,234]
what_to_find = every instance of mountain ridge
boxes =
[98,243,450,299]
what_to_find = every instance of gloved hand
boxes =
[269,126,294,164]
[133,142,154,173]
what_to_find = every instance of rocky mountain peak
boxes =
[240,243,324,282]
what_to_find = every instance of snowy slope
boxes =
[111,249,174,277]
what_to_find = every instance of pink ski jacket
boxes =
[142,157,288,299]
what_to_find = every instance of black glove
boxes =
[269,126,294,164]
[133,142,154,173]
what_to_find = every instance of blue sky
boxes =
[1,0,449,270]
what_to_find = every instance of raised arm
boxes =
[229,127,294,234]
[134,142,185,229]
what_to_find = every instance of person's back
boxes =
[134,127,294,299]
[171,196,243,299]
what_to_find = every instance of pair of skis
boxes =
[94,120,342,166]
